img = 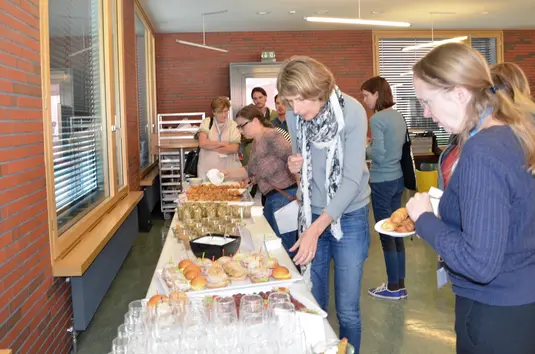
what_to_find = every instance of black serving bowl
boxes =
[189,233,241,260]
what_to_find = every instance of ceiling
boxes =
[138,0,534,33]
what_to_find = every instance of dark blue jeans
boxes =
[263,187,298,259]
[311,205,370,352]
[455,296,535,354]
[370,177,406,285]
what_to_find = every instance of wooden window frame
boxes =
[39,0,129,261]
[134,1,158,178]
[372,30,504,76]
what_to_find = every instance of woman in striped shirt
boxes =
[222,104,298,257]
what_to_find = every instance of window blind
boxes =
[378,37,498,145]
[49,0,108,230]
[135,15,150,169]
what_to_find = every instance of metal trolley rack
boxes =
[157,112,204,220]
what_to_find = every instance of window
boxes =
[374,31,503,146]
[112,0,126,188]
[134,7,156,173]
[42,0,127,259]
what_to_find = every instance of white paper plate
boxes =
[374,219,415,238]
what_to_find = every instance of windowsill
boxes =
[140,164,159,187]
[52,191,143,277]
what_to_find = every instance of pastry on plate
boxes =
[394,218,415,233]
[381,218,397,232]
[391,208,409,224]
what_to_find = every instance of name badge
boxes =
[437,256,449,289]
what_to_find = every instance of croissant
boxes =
[391,208,409,224]
[394,218,415,233]
[381,218,397,231]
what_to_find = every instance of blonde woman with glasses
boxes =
[406,43,535,354]
[279,56,371,352]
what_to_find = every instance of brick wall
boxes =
[124,0,140,191]
[155,31,373,115]
[504,30,535,95]
[155,30,535,117]
[0,1,72,353]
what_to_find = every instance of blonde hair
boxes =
[413,42,535,174]
[211,96,231,112]
[491,62,531,100]
[277,56,335,102]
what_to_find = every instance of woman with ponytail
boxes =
[406,43,535,354]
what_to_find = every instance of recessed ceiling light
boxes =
[314,10,329,15]
[481,11,489,15]
[371,11,384,15]
[289,10,297,14]
[257,11,269,15]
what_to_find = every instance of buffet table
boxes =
[146,206,338,345]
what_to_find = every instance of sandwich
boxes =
[190,275,208,291]
[223,261,248,281]
[249,267,271,283]
[272,266,291,280]
[178,259,193,272]
[264,257,279,269]
[215,256,232,266]
[206,266,230,288]
[148,294,169,308]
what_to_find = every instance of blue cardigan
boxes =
[416,125,535,306]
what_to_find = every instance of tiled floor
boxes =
[76,203,456,354]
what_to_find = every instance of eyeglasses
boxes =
[215,109,229,115]
[237,121,250,130]
[418,89,444,110]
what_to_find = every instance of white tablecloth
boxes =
[145,207,338,343]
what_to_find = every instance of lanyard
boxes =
[470,108,492,137]
[214,119,227,142]
[451,109,492,173]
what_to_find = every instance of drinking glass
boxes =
[117,323,132,339]
[128,300,147,320]
[268,292,291,307]
[239,294,263,315]
[213,297,239,346]
[112,337,129,354]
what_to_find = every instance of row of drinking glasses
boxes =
[108,292,308,354]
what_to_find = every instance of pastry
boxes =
[381,218,397,231]
[391,208,409,224]
[395,218,415,233]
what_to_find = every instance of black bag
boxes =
[400,127,416,190]
[184,117,213,177]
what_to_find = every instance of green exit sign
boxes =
[261,51,276,61]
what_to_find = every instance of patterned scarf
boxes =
[296,87,345,284]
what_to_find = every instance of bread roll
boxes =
[391,208,409,224]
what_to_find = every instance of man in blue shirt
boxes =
[272,94,288,132]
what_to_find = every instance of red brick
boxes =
[0,0,39,30]
[13,82,41,96]
[8,108,42,120]
[0,199,46,234]
[0,79,14,92]
[0,51,18,67]
[0,178,45,205]
[0,155,43,175]
[0,132,43,148]
[1,189,46,218]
